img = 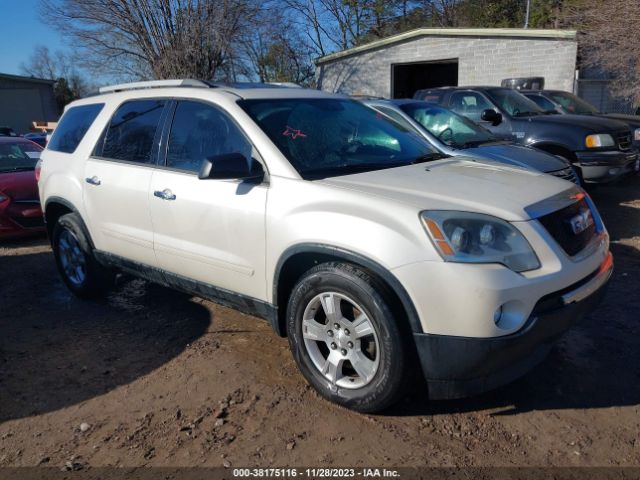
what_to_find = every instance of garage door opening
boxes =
[392,60,458,99]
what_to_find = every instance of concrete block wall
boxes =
[316,36,577,97]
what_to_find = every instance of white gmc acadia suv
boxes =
[38,80,613,412]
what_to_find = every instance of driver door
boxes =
[149,99,268,301]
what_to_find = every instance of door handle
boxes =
[153,189,176,201]
[85,176,101,186]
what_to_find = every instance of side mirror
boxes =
[481,109,502,126]
[198,153,264,182]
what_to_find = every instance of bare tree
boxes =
[242,16,316,85]
[41,0,260,81]
[21,45,92,111]
[567,0,640,104]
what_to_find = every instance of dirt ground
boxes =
[1,176,639,471]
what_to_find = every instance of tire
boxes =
[52,213,114,299]
[286,262,408,413]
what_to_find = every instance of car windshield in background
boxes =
[548,91,599,115]
[239,98,440,179]
[0,140,42,173]
[486,89,544,117]
[399,103,498,149]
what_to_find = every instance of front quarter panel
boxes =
[265,175,439,301]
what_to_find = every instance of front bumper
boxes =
[0,201,45,238]
[413,252,613,400]
[575,150,638,183]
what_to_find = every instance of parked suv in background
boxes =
[522,90,640,154]
[39,80,612,412]
[363,99,580,184]
[414,87,637,183]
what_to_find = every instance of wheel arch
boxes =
[44,197,94,248]
[528,142,577,163]
[272,243,422,337]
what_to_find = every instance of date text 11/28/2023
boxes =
[232,468,400,478]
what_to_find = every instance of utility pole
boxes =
[524,0,531,28]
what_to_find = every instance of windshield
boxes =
[239,98,440,179]
[398,103,498,149]
[486,89,544,117]
[0,140,42,173]
[547,91,599,115]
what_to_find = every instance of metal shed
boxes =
[316,28,578,99]
[0,73,58,134]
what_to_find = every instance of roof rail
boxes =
[98,79,210,94]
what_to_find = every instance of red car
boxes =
[0,137,45,238]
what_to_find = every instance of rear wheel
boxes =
[52,213,114,298]
[286,262,408,412]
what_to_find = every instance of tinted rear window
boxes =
[48,104,104,153]
[414,90,444,103]
[97,99,166,164]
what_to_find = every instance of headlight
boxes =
[585,133,614,148]
[420,211,540,272]
[634,128,640,142]
[0,193,8,203]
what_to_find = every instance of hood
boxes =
[602,113,640,128]
[0,170,39,201]
[319,158,575,222]
[459,144,568,173]
[528,113,630,132]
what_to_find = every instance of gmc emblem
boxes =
[568,208,594,235]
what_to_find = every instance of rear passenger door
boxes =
[149,99,268,301]
[84,99,168,266]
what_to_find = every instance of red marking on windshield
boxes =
[283,126,307,140]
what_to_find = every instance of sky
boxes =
[0,0,67,76]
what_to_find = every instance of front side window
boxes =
[48,103,104,154]
[399,103,497,149]
[239,98,438,179]
[526,94,558,112]
[485,89,544,117]
[0,140,43,172]
[547,91,599,115]
[98,99,166,164]
[166,101,252,173]
[448,92,493,122]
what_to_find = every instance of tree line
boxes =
[19,0,640,110]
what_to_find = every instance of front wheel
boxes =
[286,262,408,412]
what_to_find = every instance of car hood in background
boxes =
[320,158,576,222]
[0,170,39,201]
[601,113,640,129]
[528,113,630,132]
[457,144,568,173]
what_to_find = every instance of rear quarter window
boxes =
[48,104,105,154]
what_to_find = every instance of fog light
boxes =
[608,168,620,175]
[493,306,503,325]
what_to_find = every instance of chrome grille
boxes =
[617,131,632,151]
[549,167,580,185]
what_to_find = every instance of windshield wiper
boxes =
[410,152,449,164]
[513,111,540,117]
[460,139,501,148]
